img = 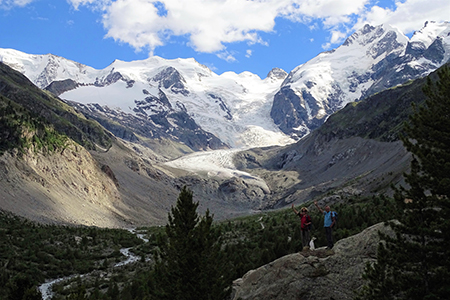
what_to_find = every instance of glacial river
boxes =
[39,229,148,300]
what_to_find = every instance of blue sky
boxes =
[0,0,449,78]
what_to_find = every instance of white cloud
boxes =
[246,49,252,58]
[0,0,34,9]
[63,0,450,56]
[7,0,447,60]
[65,0,373,55]
[217,50,237,62]
[329,29,347,44]
[5,0,449,53]
[354,0,450,34]
[69,0,95,10]
[69,0,111,11]
[101,0,283,53]
[282,0,369,22]
[101,0,166,52]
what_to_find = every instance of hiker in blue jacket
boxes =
[314,201,336,249]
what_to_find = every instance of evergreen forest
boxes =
[0,191,400,300]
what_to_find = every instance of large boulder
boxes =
[231,222,393,300]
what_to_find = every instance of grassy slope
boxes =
[0,62,112,152]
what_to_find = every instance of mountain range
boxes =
[1,21,449,151]
[0,21,449,226]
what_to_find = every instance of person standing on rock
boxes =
[314,201,336,250]
[292,204,312,251]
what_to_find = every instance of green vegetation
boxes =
[145,186,232,300]
[0,62,112,152]
[0,191,400,300]
[358,65,450,299]
[318,73,428,142]
[216,194,399,280]
[0,97,68,155]
[0,211,143,300]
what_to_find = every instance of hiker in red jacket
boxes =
[292,204,312,250]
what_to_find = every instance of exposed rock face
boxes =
[45,78,79,96]
[234,136,410,210]
[0,141,124,227]
[267,68,288,80]
[151,66,190,96]
[0,136,192,227]
[68,99,228,153]
[271,86,324,138]
[34,54,67,89]
[231,222,392,300]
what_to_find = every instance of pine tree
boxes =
[358,65,450,299]
[150,186,232,300]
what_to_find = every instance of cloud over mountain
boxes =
[55,0,449,61]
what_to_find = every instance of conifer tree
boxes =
[150,186,231,300]
[358,65,450,299]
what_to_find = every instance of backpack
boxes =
[331,211,338,227]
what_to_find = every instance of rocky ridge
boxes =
[231,222,393,300]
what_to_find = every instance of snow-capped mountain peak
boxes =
[266,68,288,82]
[1,21,449,150]
[410,21,450,48]
[270,21,450,138]
[0,48,293,149]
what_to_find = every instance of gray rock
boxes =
[266,68,288,80]
[45,78,78,96]
[151,66,190,95]
[231,222,393,300]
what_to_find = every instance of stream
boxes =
[38,228,148,300]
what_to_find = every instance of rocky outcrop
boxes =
[45,78,78,96]
[271,85,324,138]
[231,222,392,300]
[151,66,190,96]
[267,68,288,80]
